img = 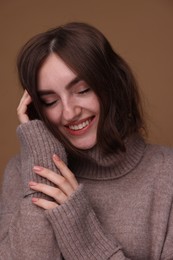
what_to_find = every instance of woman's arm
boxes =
[29,154,131,260]
[45,184,130,260]
[0,120,67,259]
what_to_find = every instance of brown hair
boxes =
[17,22,146,154]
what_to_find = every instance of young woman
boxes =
[0,22,173,260]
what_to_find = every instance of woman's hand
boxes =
[17,90,32,123]
[29,154,79,210]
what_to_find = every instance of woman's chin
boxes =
[70,138,97,150]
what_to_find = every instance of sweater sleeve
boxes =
[0,120,66,260]
[45,185,131,260]
[16,119,67,197]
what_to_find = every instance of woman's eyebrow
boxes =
[38,90,55,97]
[37,76,81,97]
[66,76,81,90]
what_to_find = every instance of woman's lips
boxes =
[64,116,95,136]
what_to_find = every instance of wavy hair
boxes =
[17,22,146,154]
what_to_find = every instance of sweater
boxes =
[0,120,173,260]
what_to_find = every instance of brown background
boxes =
[0,0,173,183]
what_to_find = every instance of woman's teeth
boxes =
[69,119,91,130]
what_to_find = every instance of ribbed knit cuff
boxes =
[17,120,67,197]
[45,185,121,260]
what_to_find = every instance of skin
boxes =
[17,54,100,210]
[38,53,100,150]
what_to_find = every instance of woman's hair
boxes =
[17,22,146,154]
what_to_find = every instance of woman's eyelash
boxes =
[78,88,90,94]
[41,100,57,107]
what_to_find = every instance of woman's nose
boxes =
[62,101,82,122]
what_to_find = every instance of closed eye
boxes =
[41,100,58,107]
[78,88,91,94]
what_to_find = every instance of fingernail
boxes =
[29,181,37,186]
[32,198,39,203]
[33,166,43,171]
[53,154,60,161]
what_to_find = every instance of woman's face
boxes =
[38,53,100,150]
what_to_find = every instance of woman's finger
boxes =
[32,197,58,210]
[33,166,74,196]
[17,91,31,111]
[29,182,67,204]
[17,90,32,123]
[53,154,79,190]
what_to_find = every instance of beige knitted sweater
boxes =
[0,120,173,259]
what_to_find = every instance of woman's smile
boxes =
[64,116,95,135]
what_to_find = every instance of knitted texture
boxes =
[1,120,173,259]
[46,185,122,259]
[17,120,67,197]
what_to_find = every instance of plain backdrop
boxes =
[0,0,173,183]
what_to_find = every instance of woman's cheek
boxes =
[45,109,61,125]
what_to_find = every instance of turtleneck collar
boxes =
[68,134,147,180]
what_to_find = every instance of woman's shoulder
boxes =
[0,154,24,217]
[145,142,173,182]
[146,142,173,161]
[5,154,21,171]
[2,154,21,185]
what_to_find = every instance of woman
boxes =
[0,22,173,260]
